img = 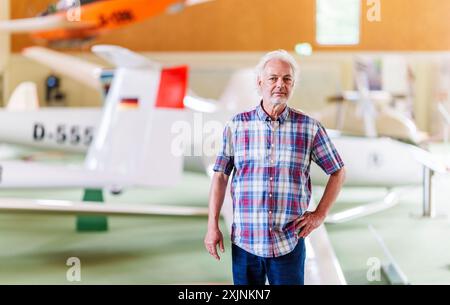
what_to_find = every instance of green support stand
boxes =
[76,188,108,232]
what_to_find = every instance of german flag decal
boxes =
[120,97,139,109]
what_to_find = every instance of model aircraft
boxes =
[0,45,188,191]
[0,45,218,154]
[312,92,427,144]
[310,55,426,144]
[0,0,211,46]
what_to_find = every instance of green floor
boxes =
[0,213,232,284]
[324,179,450,285]
[0,170,232,284]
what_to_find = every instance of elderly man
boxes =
[204,50,345,285]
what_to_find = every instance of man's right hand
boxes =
[204,228,225,260]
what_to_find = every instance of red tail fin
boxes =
[155,66,188,109]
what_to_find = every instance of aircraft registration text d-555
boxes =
[33,123,94,147]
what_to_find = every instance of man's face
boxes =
[258,59,294,106]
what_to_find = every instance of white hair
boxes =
[255,49,299,82]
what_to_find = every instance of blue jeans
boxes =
[232,239,306,285]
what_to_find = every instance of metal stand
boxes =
[422,166,434,217]
[411,165,446,219]
[369,225,409,285]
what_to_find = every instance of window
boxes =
[316,0,360,45]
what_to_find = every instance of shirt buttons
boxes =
[270,177,273,181]
[270,159,274,164]
[271,144,275,148]
[269,193,272,197]
[269,211,272,214]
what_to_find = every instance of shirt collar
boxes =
[256,101,290,124]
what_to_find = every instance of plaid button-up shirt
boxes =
[213,102,344,257]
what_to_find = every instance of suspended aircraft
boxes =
[0,44,189,190]
[0,0,211,47]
